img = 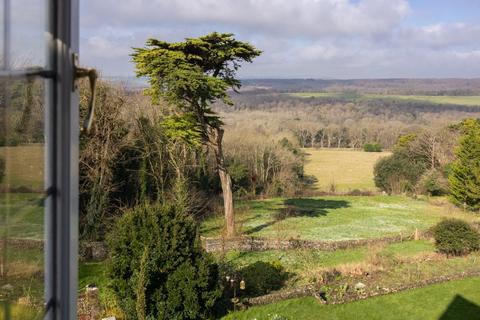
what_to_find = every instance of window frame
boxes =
[0,0,79,319]
[44,0,79,319]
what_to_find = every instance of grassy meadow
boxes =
[302,148,390,192]
[0,193,44,239]
[290,92,480,107]
[0,145,44,191]
[201,196,477,241]
[218,240,435,282]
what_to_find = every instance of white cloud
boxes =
[78,0,480,78]
[82,0,409,38]
[395,23,480,50]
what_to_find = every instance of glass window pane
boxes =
[0,0,46,70]
[0,76,45,319]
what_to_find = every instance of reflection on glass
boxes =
[0,76,45,319]
[0,0,46,70]
[1,0,47,317]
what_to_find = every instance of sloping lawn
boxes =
[0,145,44,191]
[201,196,476,241]
[218,240,434,275]
[223,277,480,320]
[0,193,44,239]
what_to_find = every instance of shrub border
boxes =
[245,271,480,307]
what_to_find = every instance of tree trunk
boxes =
[212,127,235,237]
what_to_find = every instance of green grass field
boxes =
[303,149,390,191]
[201,196,476,241]
[218,240,434,283]
[290,92,480,107]
[365,94,480,106]
[223,277,480,320]
[0,145,44,191]
[0,193,44,239]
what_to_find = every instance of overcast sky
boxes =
[77,0,480,79]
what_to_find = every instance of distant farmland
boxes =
[0,145,44,191]
[303,148,390,192]
[290,92,480,106]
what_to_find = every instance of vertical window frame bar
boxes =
[45,0,79,319]
[2,0,10,70]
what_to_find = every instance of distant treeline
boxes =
[215,91,480,150]
[240,78,480,95]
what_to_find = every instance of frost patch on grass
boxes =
[377,203,412,210]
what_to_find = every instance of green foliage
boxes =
[0,136,20,146]
[0,157,5,184]
[227,161,250,196]
[394,133,417,151]
[161,113,204,146]
[449,119,480,210]
[363,143,382,152]
[433,219,480,256]
[238,261,288,297]
[374,151,426,194]
[132,32,261,136]
[418,170,449,196]
[107,203,221,319]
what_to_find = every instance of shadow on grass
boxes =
[439,295,480,320]
[244,198,350,235]
[202,213,263,235]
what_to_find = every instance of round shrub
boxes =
[108,203,222,319]
[363,143,382,152]
[374,153,425,194]
[238,261,288,297]
[433,219,480,256]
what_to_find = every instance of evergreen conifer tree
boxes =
[449,119,480,211]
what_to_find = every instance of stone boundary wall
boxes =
[4,230,428,260]
[245,271,480,306]
[1,238,108,261]
[327,271,480,305]
[246,286,314,306]
[202,232,424,253]
[0,238,44,250]
[79,241,109,261]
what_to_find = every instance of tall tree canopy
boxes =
[132,32,261,236]
[449,119,480,211]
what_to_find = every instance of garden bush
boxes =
[417,170,449,196]
[374,153,425,194]
[363,143,382,152]
[238,261,288,297]
[107,203,222,319]
[433,219,480,256]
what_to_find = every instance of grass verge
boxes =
[223,276,480,320]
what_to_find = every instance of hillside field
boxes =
[290,92,480,106]
[0,144,44,191]
[303,149,390,192]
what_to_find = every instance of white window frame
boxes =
[45,1,79,319]
[0,0,79,319]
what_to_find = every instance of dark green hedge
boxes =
[107,203,221,319]
[433,219,480,256]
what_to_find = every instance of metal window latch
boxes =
[73,54,98,134]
